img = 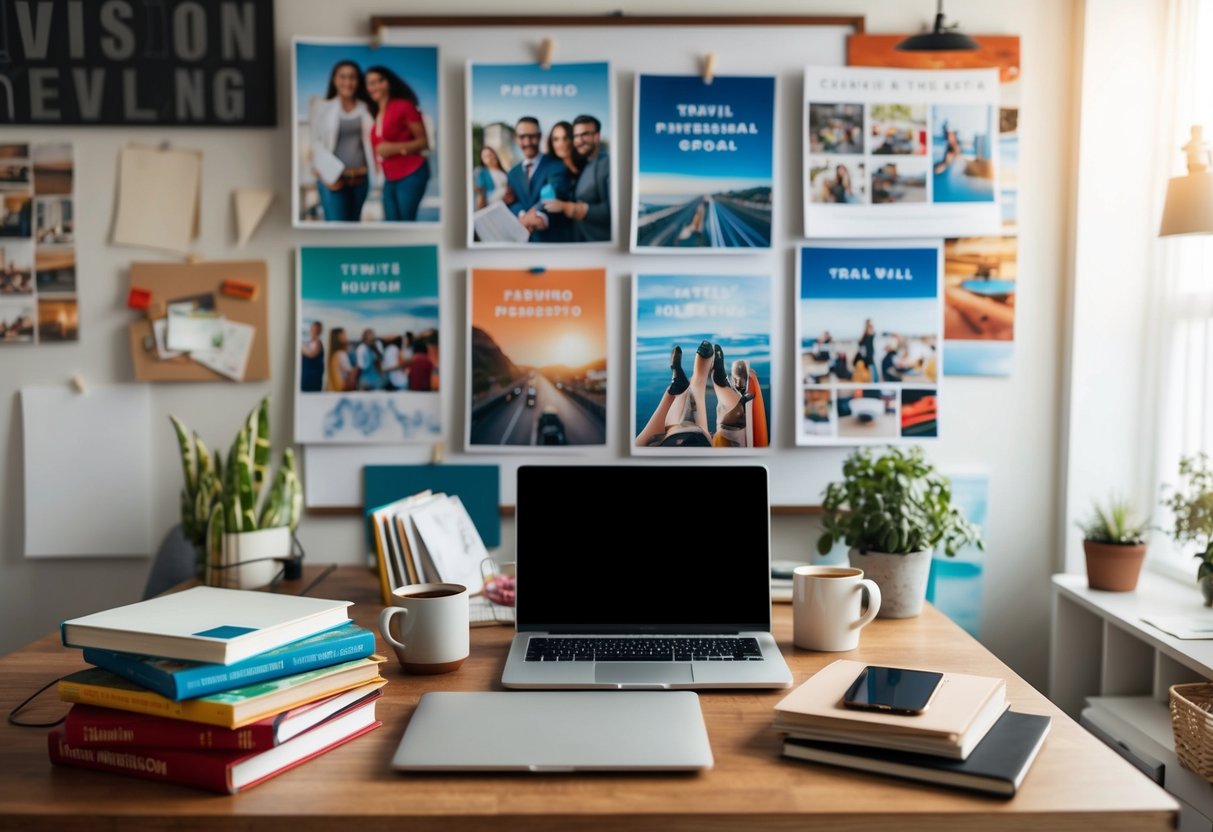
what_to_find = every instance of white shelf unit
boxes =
[1052,572,1213,830]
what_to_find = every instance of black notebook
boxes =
[782,710,1051,797]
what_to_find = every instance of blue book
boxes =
[82,622,376,701]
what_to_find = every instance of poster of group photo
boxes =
[796,242,942,446]
[847,35,1021,376]
[292,39,440,228]
[467,268,607,450]
[467,61,614,247]
[804,66,1001,240]
[632,274,772,454]
[0,142,77,345]
[295,246,441,444]
[631,74,775,252]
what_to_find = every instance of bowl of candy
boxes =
[480,559,516,621]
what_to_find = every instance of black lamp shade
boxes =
[896,30,982,52]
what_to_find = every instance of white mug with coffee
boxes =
[792,566,881,652]
[378,583,469,674]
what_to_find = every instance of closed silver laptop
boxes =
[501,465,792,690]
[392,691,713,772]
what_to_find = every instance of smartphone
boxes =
[842,666,943,715]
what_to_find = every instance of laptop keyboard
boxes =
[524,637,764,662]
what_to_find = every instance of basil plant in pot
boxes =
[172,396,302,589]
[1077,498,1149,592]
[816,446,983,618]
[1163,453,1213,606]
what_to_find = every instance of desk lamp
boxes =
[1160,125,1213,237]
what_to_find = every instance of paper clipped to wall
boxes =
[112,144,202,255]
[233,189,275,247]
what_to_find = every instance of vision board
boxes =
[303,15,862,510]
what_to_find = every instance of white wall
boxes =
[0,0,1078,689]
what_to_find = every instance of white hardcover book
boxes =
[61,587,352,665]
[408,496,488,594]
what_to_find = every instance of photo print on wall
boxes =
[467,268,607,450]
[803,66,1001,240]
[631,74,776,252]
[296,246,441,444]
[467,61,614,247]
[632,273,772,454]
[292,39,440,227]
[796,242,943,445]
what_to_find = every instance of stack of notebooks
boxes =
[773,660,1052,796]
[50,587,387,794]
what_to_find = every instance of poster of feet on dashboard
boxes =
[796,242,942,446]
[631,273,772,455]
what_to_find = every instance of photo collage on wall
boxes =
[632,274,772,454]
[295,245,441,444]
[848,35,1021,377]
[0,143,77,344]
[632,74,776,252]
[796,242,942,445]
[466,61,614,247]
[467,268,607,450]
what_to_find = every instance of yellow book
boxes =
[58,656,385,729]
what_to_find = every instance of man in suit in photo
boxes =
[545,114,611,243]
[506,116,561,242]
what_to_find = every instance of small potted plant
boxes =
[1163,453,1213,606]
[172,396,302,588]
[1077,498,1149,591]
[816,446,982,618]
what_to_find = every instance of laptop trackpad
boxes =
[595,663,693,686]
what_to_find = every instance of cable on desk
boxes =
[8,675,69,728]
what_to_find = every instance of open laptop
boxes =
[501,465,793,690]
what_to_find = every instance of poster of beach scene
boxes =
[803,66,1000,239]
[295,245,441,444]
[467,268,607,450]
[848,35,1020,375]
[632,74,775,252]
[927,472,988,637]
[796,242,942,445]
[632,274,772,454]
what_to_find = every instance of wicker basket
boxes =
[1170,682,1213,781]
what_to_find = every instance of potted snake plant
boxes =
[817,446,982,618]
[172,396,302,588]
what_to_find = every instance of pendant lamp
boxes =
[896,0,981,52]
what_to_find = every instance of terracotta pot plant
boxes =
[1163,453,1213,606]
[817,446,982,618]
[1077,498,1149,591]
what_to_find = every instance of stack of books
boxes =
[773,659,1052,796]
[49,586,387,794]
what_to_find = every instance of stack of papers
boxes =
[156,292,253,381]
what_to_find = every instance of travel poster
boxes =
[631,74,776,252]
[796,242,942,445]
[848,35,1020,376]
[803,66,1001,239]
[467,268,607,450]
[295,246,441,444]
[632,274,772,454]
[0,142,78,344]
[292,39,440,227]
[467,61,614,247]
[926,472,988,638]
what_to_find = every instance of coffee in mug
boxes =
[378,583,469,674]
[792,566,881,652]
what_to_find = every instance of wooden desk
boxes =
[0,567,1175,832]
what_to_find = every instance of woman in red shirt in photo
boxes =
[365,65,431,222]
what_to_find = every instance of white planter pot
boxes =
[848,548,932,619]
[211,527,291,590]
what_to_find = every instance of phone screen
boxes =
[842,666,944,714]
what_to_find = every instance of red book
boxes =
[63,683,384,751]
[48,695,380,794]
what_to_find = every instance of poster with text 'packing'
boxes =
[295,245,441,444]
[796,242,942,446]
[804,67,1000,239]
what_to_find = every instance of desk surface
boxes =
[0,567,1175,832]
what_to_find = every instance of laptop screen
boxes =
[515,465,771,633]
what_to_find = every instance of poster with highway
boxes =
[803,66,1001,240]
[631,74,775,252]
[632,274,772,454]
[467,268,607,449]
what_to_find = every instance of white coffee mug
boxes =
[378,583,469,674]
[793,566,881,652]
